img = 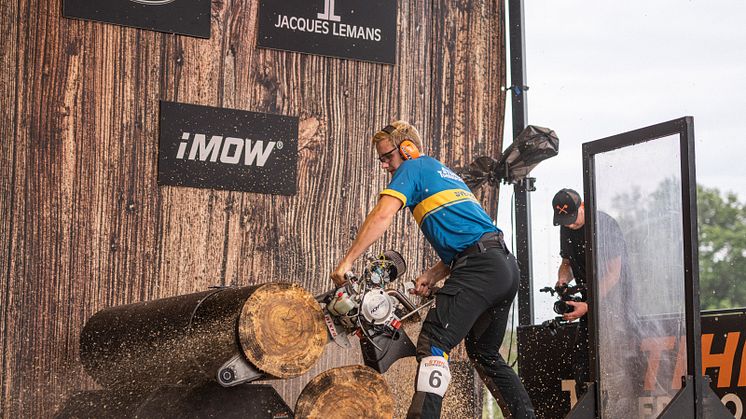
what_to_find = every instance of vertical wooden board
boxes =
[74,25,138,312]
[0,0,19,271]
[3,4,169,416]
[218,40,304,290]
[71,26,155,309]
[65,25,123,322]
[393,0,433,129]
[100,29,164,306]
[42,12,92,416]
[0,0,19,416]
[157,0,234,296]
[4,0,67,415]
[53,17,177,412]
[111,29,165,305]
[5,5,124,417]
[157,187,234,294]
[431,0,505,167]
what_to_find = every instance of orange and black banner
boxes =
[701,309,745,417]
[518,308,745,418]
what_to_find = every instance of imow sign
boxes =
[257,0,398,64]
[158,102,298,195]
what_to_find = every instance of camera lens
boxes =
[553,300,572,314]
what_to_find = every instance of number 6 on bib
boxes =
[416,356,452,397]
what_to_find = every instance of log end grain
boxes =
[294,365,394,419]
[238,283,326,378]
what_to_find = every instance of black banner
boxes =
[257,0,397,64]
[63,0,211,38]
[158,101,298,195]
[517,323,579,418]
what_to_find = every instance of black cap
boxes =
[552,188,582,226]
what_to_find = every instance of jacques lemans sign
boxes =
[158,101,298,195]
[257,0,398,64]
[63,0,210,38]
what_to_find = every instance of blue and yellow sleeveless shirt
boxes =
[380,156,499,264]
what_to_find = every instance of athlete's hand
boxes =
[562,301,588,321]
[411,271,437,297]
[330,260,352,287]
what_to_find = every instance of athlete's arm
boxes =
[330,195,403,286]
[412,261,450,297]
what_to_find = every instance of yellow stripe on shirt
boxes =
[413,189,479,225]
[380,189,408,207]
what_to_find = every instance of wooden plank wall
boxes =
[0,0,506,417]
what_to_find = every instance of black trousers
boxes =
[406,245,535,419]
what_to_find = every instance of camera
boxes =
[540,284,585,314]
[539,284,586,336]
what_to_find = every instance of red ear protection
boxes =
[381,124,421,160]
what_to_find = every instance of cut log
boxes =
[294,365,394,419]
[79,283,325,391]
[238,282,327,378]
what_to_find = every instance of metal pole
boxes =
[681,118,704,417]
[508,0,534,326]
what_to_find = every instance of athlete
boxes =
[330,121,535,418]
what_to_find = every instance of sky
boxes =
[495,0,746,323]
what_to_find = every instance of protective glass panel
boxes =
[593,134,687,417]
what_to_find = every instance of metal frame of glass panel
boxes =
[579,117,705,418]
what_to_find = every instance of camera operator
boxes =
[551,188,629,397]
[551,188,591,395]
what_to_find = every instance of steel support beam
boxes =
[508,0,534,326]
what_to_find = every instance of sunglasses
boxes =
[378,148,398,163]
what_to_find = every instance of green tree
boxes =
[697,186,746,310]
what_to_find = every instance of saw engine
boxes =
[319,250,433,373]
